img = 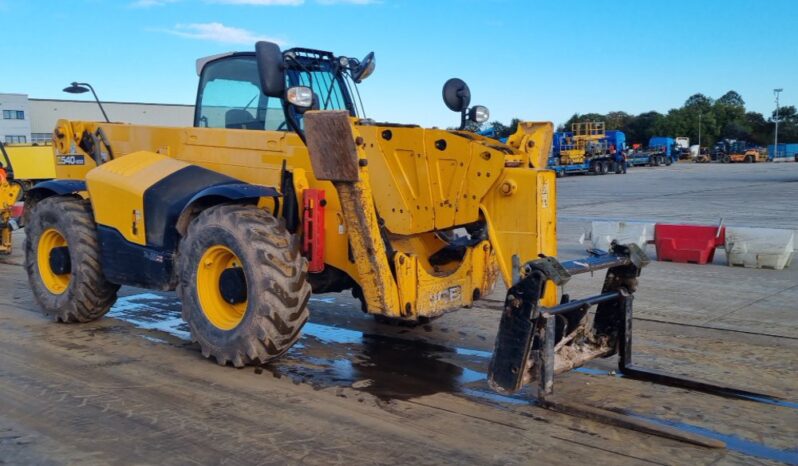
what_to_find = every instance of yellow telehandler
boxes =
[23,42,777,444]
[1,143,24,255]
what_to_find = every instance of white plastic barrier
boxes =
[725,227,794,270]
[581,221,655,251]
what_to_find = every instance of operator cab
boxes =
[194,42,373,137]
[195,41,490,139]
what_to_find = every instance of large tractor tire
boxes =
[25,196,120,322]
[177,204,311,367]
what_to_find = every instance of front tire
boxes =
[177,204,311,367]
[25,196,119,322]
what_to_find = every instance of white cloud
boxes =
[207,0,378,5]
[129,0,179,7]
[208,0,304,5]
[134,0,377,7]
[316,0,378,4]
[165,22,285,45]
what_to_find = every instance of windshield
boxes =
[284,49,365,119]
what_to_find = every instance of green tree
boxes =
[558,112,606,132]
[624,111,665,145]
[493,90,791,151]
[712,90,747,144]
[486,118,520,139]
[716,90,745,107]
[684,93,714,111]
[605,111,633,130]
[745,112,769,145]
[771,105,798,142]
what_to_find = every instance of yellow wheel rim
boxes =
[196,245,248,330]
[37,228,70,294]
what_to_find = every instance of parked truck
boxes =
[674,137,690,159]
[768,143,798,162]
[548,122,625,177]
[625,136,677,167]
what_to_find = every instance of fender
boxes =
[27,179,86,200]
[175,183,280,239]
[141,166,278,251]
[185,183,280,207]
[101,173,279,291]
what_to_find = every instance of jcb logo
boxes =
[430,286,462,305]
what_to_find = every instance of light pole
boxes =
[63,82,110,123]
[773,88,783,159]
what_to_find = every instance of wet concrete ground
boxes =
[1,162,797,464]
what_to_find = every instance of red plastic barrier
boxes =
[10,202,24,219]
[654,224,725,265]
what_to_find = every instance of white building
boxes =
[1,93,194,145]
[0,94,32,144]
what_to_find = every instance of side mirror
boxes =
[353,52,376,83]
[442,78,471,112]
[255,41,285,98]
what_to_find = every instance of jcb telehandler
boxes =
[24,43,777,443]
[1,142,23,255]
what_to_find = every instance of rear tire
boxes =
[24,196,119,322]
[177,204,311,367]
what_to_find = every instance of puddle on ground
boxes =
[105,293,796,463]
[107,293,524,404]
[622,410,798,464]
[107,293,190,340]
[287,327,486,400]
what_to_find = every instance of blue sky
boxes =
[1,0,795,127]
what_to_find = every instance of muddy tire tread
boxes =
[25,196,119,323]
[177,204,311,367]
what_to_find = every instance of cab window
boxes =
[195,56,287,131]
